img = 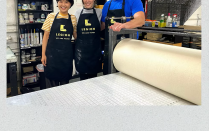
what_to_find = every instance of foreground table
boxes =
[7,73,193,106]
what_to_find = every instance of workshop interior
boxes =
[6,0,201,105]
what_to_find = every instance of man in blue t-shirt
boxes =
[101,0,145,31]
[102,0,145,75]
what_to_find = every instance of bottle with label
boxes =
[172,14,177,27]
[166,13,172,27]
[28,29,31,46]
[20,29,25,47]
[40,31,43,45]
[34,29,36,46]
[36,28,39,44]
[160,14,164,28]
[31,29,34,46]
[25,29,28,47]
[18,3,22,9]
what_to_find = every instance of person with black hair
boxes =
[41,0,77,88]
[74,0,102,80]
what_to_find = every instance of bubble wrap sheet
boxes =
[7,73,194,106]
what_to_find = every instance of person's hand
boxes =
[110,22,126,32]
[41,55,47,66]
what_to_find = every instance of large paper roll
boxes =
[113,39,201,105]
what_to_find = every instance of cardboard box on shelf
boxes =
[22,74,37,86]
[178,25,201,31]
[146,33,162,41]
[23,66,33,73]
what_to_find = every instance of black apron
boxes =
[103,0,126,75]
[44,13,73,81]
[75,8,102,74]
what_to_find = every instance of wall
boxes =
[184,6,201,26]
[7,0,20,81]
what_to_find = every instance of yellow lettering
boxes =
[85,19,91,26]
[60,25,67,32]
[111,17,116,24]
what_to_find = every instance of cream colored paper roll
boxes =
[113,39,201,105]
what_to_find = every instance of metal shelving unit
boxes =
[16,0,53,91]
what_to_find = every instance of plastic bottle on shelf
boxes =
[160,14,164,28]
[31,29,34,46]
[40,30,43,45]
[20,29,25,48]
[166,13,172,27]
[28,29,31,47]
[34,29,37,46]
[36,28,39,45]
[172,14,177,27]
[25,29,28,47]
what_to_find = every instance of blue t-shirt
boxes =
[101,0,144,22]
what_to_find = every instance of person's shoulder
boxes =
[104,1,111,5]
[70,14,76,18]
[70,14,77,20]
[48,12,56,17]
[129,0,143,4]
[103,1,111,9]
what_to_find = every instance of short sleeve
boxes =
[131,0,144,15]
[71,15,77,34]
[101,1,110,22]
[41,13,53,32]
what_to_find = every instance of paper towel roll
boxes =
[113,39,201,105]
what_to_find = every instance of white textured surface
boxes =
[113,39,201,105]
[7,73,193,106]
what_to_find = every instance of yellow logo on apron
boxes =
[111,17,116,24]
[60,25,67,32]
[85,19,91,26]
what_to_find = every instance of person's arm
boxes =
[110,11,145,32]
[41,31,49,66]
[101,22,105,31]
[101,2,109,31]
[110,0,145,32]
[73,31,77,40]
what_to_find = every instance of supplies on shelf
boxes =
[18,2,52,11]
[21,49,38,64]
[22,73,38,86]
[19,12,46,24]
[146,13,180,28]
[19,28,43,48]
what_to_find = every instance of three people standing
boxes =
[41,0,145,87]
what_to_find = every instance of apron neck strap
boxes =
[81,8,96,14]
[107,0,125,17]
[55,12,70,19]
